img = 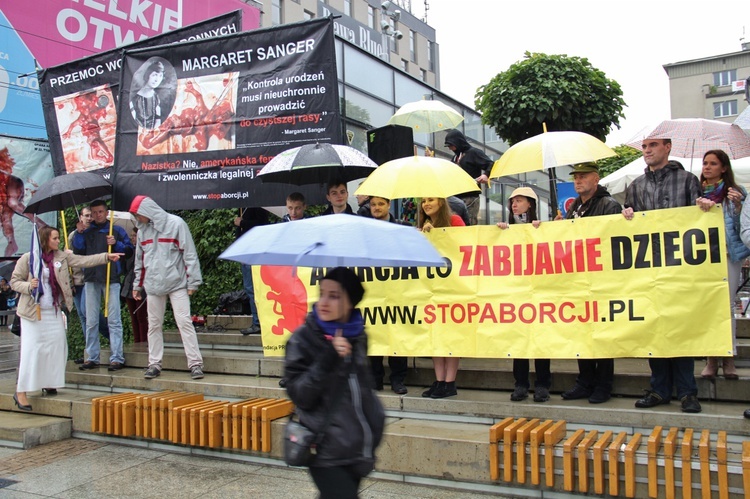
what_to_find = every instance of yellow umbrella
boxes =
[387,100,464,133]
[355,156,479,199]
[489,130,616,178]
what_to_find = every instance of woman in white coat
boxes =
[11,226,121,411]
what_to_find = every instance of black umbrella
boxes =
[257,143,378,185]
[24,172,112,214]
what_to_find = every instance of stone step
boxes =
[2,372,748,496]
[107,344,750,404]
[53,366,750,437]
[0,410,71,449]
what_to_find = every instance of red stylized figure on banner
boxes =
[260,265,308,336]
[0,148,46,256]
[139,78,235,152]
[61,92,113,164]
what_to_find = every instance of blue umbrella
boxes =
[219,214,446,268]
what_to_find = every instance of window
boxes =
[291,0,299,3]
[303,10,314,20]
[420,69,427,82]
[427,41,434,71]
[714,100,738,117]
[409,30,416,62]
[344,0,351,16]
[401,59,408,72]
[367,5,375,29]
[271,0,282,25]
[714,70,737,87]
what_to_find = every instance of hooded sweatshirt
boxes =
[444,129,493,197]
[129,196,202,296]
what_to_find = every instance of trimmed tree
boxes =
[475,52,626,145]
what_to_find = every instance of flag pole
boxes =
[104,209,114,317]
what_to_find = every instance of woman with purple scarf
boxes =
[696,149,750,379]
[10,226,121,411]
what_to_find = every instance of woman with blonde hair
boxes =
[10,226,121,411]
[417,197,465,399]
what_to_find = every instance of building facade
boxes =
[255,0,552,223]
[663,42,750,123]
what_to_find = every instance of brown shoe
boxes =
[722,357,738,380]
[701,357,718,378]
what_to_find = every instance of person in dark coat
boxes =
[622,138,702,414]
[233,208,269,335]
[444,129,492,225]
[558,163,621,404]
[284,267,385,498]
[366,196,410,394]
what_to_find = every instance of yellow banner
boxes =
[254,206,732,359]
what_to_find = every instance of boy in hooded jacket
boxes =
[129,195,205,380]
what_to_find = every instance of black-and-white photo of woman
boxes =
[129,57,176,129]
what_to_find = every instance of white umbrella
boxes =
[626,118,750,159]
[387,100,464,133]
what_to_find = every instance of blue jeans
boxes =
[84,282,124,364]
[73,285,109,340]
[241,264,259,327]
[648,357,697,400]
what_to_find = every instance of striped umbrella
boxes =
[626,119,750,159]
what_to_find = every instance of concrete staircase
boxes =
[2,318,750,497]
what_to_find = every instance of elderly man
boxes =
[559,163,621,404]
[622,138,702,413]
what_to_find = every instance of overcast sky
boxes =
[419,0,749,146]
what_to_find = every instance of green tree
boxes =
[596,145,642,178]
[475,52,626,145]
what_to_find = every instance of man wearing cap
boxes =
[366,196,410,394]
[559,163,621,404]
[129,195,205,380]
[444,129,492,225]
[622,138,702,413]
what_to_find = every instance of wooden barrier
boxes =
[563,429,585,492]
[516,418,540,484]
[664,427,679,499]
[742,441,750,498]
[609,431,628,497]
[681,428,694,499]
[488,417,513,481]
[593,430,613,495]
[648,426,663,498]
[544,420,567,488]
[699,430,711,499]
[577,430,598,493]
[503,418,527,482]
[87,392,293,456]
[529,419,553,486]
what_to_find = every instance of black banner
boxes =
[38,11,243,178]
[113,17,341,210]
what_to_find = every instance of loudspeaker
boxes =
[367,124,413,165]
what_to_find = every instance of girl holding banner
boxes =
[418,197,465,399]
[497,187,553,403]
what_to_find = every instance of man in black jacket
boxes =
[444,129,492,225]
[559,163,621,404]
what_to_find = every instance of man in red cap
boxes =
[129,195,205,380]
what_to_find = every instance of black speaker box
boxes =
[367,124,414,165]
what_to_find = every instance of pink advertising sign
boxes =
[3,0,261,69]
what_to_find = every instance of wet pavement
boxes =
[0,438,507,498]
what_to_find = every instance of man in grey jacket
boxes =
[129,195,205,380]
